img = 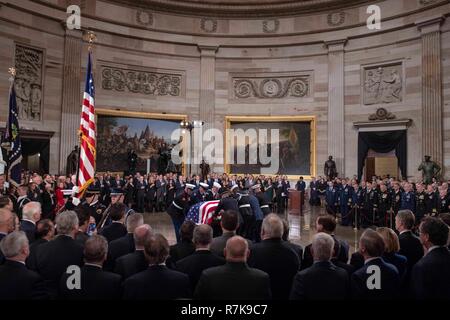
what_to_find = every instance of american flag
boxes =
[76,52,96,196]
[185,200,220,225]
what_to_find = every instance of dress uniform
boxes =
[425,189,438,217]
[167,184,195,243]
[339,183,353,226]
[325,184,338,216]
[191,183,209,204]
[233,185,254,239]
[415,188,428,225]
[362,186,378,227]
[253,184,271,217]
[390,188,402,216]
[438,192,450,214]
[400,191,416,213]
[377,188,392,227]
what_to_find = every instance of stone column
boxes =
[59,28,82,174]
[416,16,445,168]
[325,39,346,177]
[196,45,218,174]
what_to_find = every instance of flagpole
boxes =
[1,67,16,185]
[75,31,96,198]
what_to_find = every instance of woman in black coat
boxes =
[146,176,157,213]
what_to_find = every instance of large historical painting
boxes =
[97,112,183,173]
[227,118,313,177]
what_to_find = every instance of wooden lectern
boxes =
[288,189,303,216]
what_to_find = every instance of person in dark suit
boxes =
[74,208,91,246]
[412,216,450,299]
[114,224,152,280]
[395,210,424,270]
[0,231,48,299]
[281,218,303,264]
[290,232,349,300]
[302,214,349,270]
[103,213,143,271]
[123,233,191,299]
[210,210,252,258]
[0,208,15,265]
[99,203,127,243]
[15,185,31,220]
[376,227,408,282]
[195,235,271,300]
[34,211,84,298]
[168,220,196,265]
[248,214,300,300]
[59,235,122,299]
[20,201,42,244]
[351,229,400,300]
[26,219,54,269]
[176,224,225,291]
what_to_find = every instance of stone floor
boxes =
[143,204,366,254]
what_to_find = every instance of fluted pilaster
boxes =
[197,45,218,173]
[59,28,82,174]
[416,16,445,168]
[325,39,346,177]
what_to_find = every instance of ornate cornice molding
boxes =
[107,0,374,17]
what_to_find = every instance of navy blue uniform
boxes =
[325,186,338,216]
[339,184,353,226]
[400,191,416,213]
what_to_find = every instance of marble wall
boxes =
[0,0,448,179]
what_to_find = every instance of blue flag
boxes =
[2,83,22,186]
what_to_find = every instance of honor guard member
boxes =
[325,181,338,217]
[232,185,254,239]
[206,182,221,201]
[81,185,107,226]
[167,183,195,243]
[362,181,378,227]
[191,183,209,204]
[252,184,271,217]
[212,189,240,237]
[98,188,134,230]
[390,182,402,216]
[400,183,416,213]
[339,179,353,226]
[415,184,428,225]
[425,184,438,217]
[377,184,392,227]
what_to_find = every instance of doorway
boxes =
[364,149,399,180]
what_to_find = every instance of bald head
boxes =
[134,224,152,249]
[224,236,249,262]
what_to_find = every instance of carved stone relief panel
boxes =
[231,72,311,100]
[100,64,184,97]
[14,44,44,121]
[363,62,403,105]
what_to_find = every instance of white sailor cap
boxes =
[213,182,221,189]
[251,184,261,190]
[186,183,196,190]
[199,182,209,189]
[230,185,239,191]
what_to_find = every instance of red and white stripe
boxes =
[77,91,96,192]
[199,200,220,225]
